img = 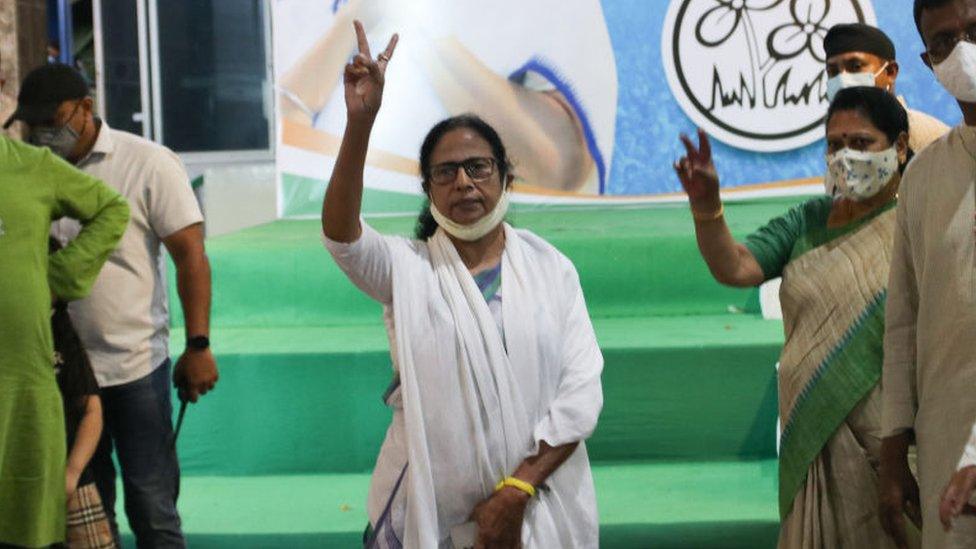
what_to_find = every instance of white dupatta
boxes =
[389,224,603,548]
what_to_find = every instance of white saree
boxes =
[326,222,604,548]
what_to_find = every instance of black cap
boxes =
[3,64,89,129]
[824,23,896,61]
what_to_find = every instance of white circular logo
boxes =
[663,0,876,152]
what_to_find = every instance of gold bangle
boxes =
[495,476,536,498]
[692,204,724,222]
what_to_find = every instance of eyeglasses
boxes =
[428,157,496,186]
[927,25,976,64]
[35,100,82,129]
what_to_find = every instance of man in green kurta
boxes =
[0,135,129,547]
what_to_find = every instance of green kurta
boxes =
[0,136,129,547]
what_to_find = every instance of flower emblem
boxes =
[695,0,783,47]
[766,0,831,62]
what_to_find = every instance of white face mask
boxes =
[429,190,511,241]
[933,41,976,102]
[824,147,899,201]
[825,63,889,102]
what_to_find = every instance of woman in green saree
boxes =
[674,86,917,548]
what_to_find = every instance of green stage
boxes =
[147,196,809,547]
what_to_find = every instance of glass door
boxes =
[93,0,152,139]
[94,0,273,156]
[151,0,272,154]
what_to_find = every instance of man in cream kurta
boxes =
[883,123,976,547]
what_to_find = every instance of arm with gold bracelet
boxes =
[674,129,765,288]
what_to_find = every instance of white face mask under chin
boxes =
[429,191,511,241]
[934,41,976,103]
[824,147,899,201]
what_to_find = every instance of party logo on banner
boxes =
[662,0,875,152]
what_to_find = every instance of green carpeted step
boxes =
[141,198,799,546]
[172,197,810,329]
[169,314,782,476]
[118,460,779,548]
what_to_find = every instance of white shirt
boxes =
[959,424,976,470]
[52,122,203,387]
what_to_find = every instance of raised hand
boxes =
[344,20,398,123]
[674,128,720,208]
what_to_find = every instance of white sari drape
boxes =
[388,225,603,548]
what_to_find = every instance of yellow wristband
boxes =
[692,203,724,222]
[495,477,536,498]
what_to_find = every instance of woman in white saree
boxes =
[322,22,604,549]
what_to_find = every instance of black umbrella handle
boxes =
[171,400,188,449]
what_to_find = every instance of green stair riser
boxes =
[170,198,811,328]
[171,343,780,476]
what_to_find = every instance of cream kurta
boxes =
[883,125,976,547]
[905,105,950,153]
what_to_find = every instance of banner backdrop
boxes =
[273,0,960,217]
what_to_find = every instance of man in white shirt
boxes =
[823,22,949,152]
[5,64,219,548]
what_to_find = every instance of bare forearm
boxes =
[176,252,211,338]
[512,441,579,487]
[693,216,762,287]
[67,397,102,477]
[322,118,374,242]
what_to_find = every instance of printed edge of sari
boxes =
[777,291,886,518]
